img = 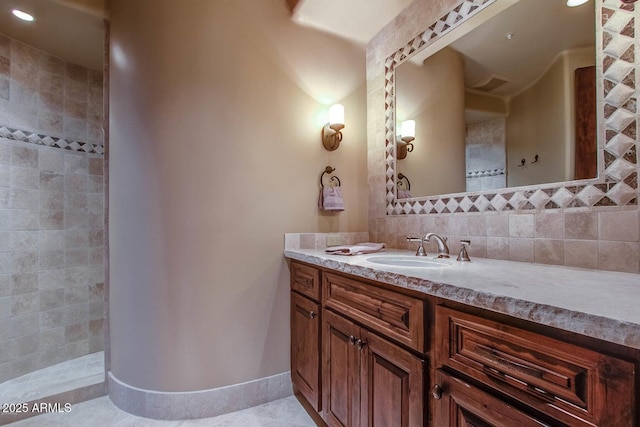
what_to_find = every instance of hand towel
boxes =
[398,190,412,199]
[325,242,386,256]
[318,186,345,212]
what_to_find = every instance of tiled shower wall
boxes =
[366,0,640,274]
[0,33,104,383]
[465,118,506,192]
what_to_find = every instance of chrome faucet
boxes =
[425,233,450,258]
[406,236,427,256]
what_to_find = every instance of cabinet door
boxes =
[433,370,548,427]
[323,309,362,427]
[360,329,424,427]
[291,292,321,411]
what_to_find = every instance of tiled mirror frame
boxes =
[384,0,638,216]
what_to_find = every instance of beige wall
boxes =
[507,48,595,187]
[366,0,640,272]
[507,54,567,186]
[108,0,367,392]
[396,47,466,197]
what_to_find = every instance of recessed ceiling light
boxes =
[566,0,589,7]
[11,9,35,22]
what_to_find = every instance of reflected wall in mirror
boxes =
[385,0,637,215]
[0,0,106,416]
[395,0,596,199]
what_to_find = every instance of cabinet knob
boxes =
[357,339,367,350]
[431,384,443,400]
[349,335,357,346]
[309,310,316,319]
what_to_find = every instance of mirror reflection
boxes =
[395,0,596,198]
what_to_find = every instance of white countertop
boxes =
[284,248,640,350]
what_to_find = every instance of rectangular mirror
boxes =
[385,0,637,215]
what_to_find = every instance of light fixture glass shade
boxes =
[12,9,35,21]
[328,104,344,126]
[400,120,416,139]
[566,0,589,7]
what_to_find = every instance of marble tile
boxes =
[11,146,39,169]
[485,214,508,237]
[565,212,598,240]
[599,210,639,242]
[39,56,64,77]
[597,240,640,273]
[38,150,65,173]
[534,239,564,265]
[534,211,564,238]
[508,238,534,262]
[9,395,314,427]
[509,214,534,238]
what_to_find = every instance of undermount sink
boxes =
[366,256,452,268]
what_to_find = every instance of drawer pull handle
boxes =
[432,384,443,400]
[476,344,544,379]
[308,310,316,319]
[357,339,367,350]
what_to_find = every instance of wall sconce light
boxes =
[396,120,415,160]
[322,104,345,151]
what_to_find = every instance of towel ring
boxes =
[320,166,341,187]
[397,173,411,190]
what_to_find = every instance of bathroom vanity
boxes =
[286,249,640,427]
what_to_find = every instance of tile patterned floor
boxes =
[0,352,104,404]
[10,395,316,426]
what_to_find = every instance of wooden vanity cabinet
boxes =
[290,262,322,411]
[289,259,638,427]
[290,261,427,427]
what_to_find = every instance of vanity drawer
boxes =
[436,306,635,426]
[323,272,425,353]
[290,261,321,301]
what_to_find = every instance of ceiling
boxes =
[0,0,104,71]
[0,0,406,72]
[290,0,412,46]
[0,0,595,85]
[450,0,595,98]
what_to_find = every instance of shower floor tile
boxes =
[0,351,104,404]
[10,395,316,426]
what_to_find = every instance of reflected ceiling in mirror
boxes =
[395,0,596,198]
[384,0,637,215]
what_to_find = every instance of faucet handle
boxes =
[407,236,427,256]
[457,240,471,262]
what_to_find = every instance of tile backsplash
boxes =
[285,232,370,250]
[366,0,640,274]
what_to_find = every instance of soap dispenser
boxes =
[457,240,471,262]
